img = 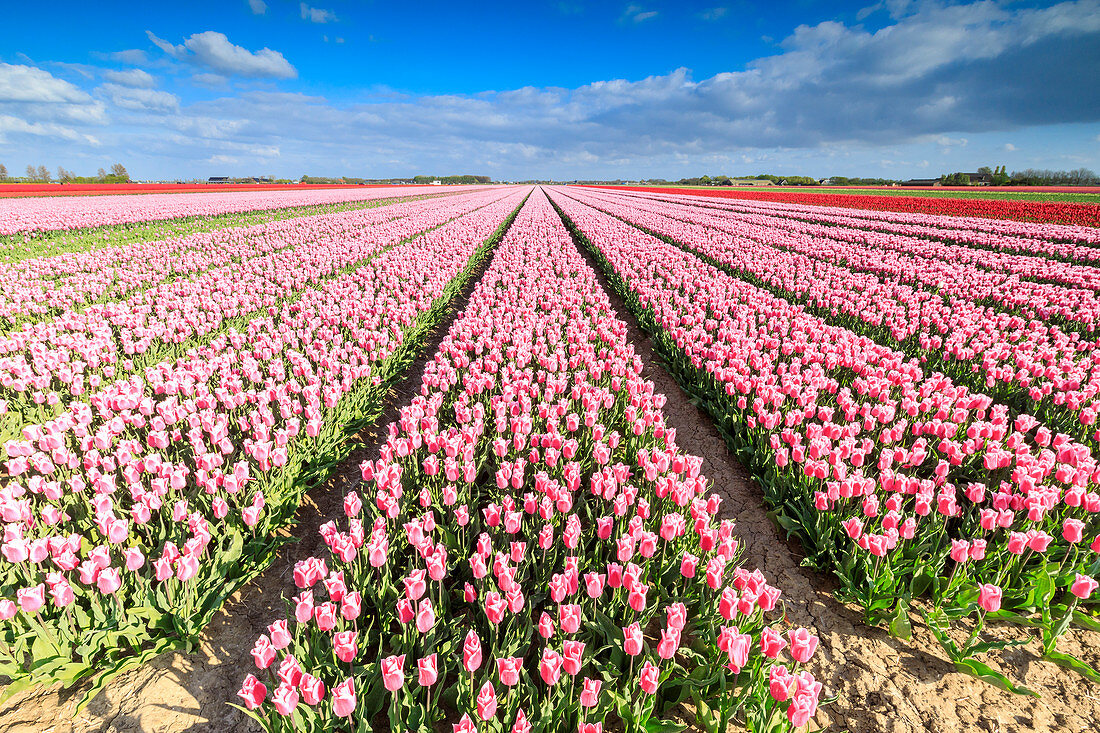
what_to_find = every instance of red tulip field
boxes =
[1,184,1099,732]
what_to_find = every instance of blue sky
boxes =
[2,0,1099,180]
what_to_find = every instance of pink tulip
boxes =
[381,654,406,692]
[416,599,436,633]
[237,674,267,710]
[579,677,601,708]
[497,656,523,686]
[623,622,643,656]
[788,628,819,663]
[334,630,358,663]
[563,640,585,676]
[332,678,356,717]
[271,683,299,716]
[1072,574,1099,599]
[269,619,292,650]
[760,626,787,658]
[639,660,660,694]
[17,585,45,614]
[299,674,325,706]
[463,630,483,672]
[540,647,563,685]
[476,681,497,720]
[96,568,122,595]
[418,654,439,686]
[251,635,276,669]
[978,583,1003,612]
[657,626,681,660]
[560,604,581,634]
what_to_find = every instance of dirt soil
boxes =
[3,232,1100,732]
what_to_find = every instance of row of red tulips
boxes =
[234,189,821,732]
[549,187,1100,694]
[0,188,528,701]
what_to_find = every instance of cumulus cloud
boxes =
[300,3,336,23]
[0,63,93,104]
[98,83,180,113]
[0,62,107,144]
[7,0,1100,177]
[147,30,297,78]
[103,68,156,88]
[0,115,100,145]
[167,0,1094,167]
[248,0,267,15]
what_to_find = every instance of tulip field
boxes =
[1,181,1099,732]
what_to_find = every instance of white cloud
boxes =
[0,114,100,145]
[0,63,93,104]
[51,62,96,80]
[107,49,150,65]
[300,3,336,23]
[5,1,1100,179]
[699,7,728,21]
[147,30,297,79]
[936,135,968,147]
[856,3,883,21]
[248,0,267,15]
[191,72,229,87]
[1004,143,1017,151]
[98,83,180,113]
[146,31,186,58]
[621,4,658,23]
[103,68,156,88]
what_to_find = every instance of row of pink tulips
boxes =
[601,187,1100,247]
[563,187,1100,450]
[235,189,821,732]
[549,187,1100,693]
[0,186,482,236]
[579,188,1100,329]
[0,188,528,696]
[0,189,514,436]
[0,192,437,327]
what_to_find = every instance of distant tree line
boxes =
[299,174,493,185]
[823,176,899,186]
[0,163,129,183]
[938,165,1098,186]
[639,173,904,187]
[1006,167,1099,186]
